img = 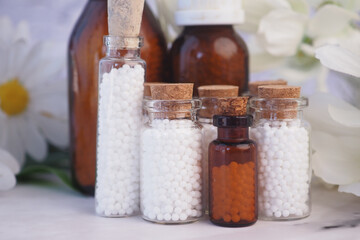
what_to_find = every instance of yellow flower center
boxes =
[0,78,30,116]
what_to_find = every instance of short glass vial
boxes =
[95,36,145,217]
[209,115,258,227]
[250,97,311,220]
[140,99,203,224]
[198,97,219,214]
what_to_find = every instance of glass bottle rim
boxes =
[103,35,144,49]
[143,98,202,113]
[249,97,308,111]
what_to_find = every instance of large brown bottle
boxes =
[170,25,248,96]
[170,0,248,96]
[68,0,168,195]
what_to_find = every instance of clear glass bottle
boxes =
[198,97,218,214]
[140,99,203,224]
[209,115,258,227]
[95,36,145,217]
[250,97,311,220]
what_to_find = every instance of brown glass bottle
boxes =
[68,0,168,195]
[209,115,257,227]
[170,25,249,96]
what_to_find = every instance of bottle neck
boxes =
[183,25,234,34]
[106,48,140,58]
[217,127,249,142]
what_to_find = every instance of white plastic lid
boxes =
[175,0,244,26]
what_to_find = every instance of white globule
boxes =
[96,64,145,217]
[250,119,310,219]
[200,121,217,213]
[141,119,203,223]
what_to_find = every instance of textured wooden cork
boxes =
[257,85,301,119]
[150,83,194,119]
[199,97,248,118]
[198,85,239,98]
[143,82,162,98]
[249,80,287,96]
[150,83,193,100]
[108,0,145,47]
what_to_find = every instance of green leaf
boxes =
[17,165,78,192]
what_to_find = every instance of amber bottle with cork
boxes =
[208,98,258,227]
[170,0,249,96]
[68,0,168,194]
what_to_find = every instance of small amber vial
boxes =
[209,115,257,227]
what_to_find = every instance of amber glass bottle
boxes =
[68,0,168,194]
[170,25,248,96]
[209,115,257,227]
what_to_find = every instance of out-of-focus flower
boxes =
[240,1,359,88]
[0,148,19,191]
[305,93,360,196]
[0,17,68,167]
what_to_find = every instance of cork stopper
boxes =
[108,0,145,47]
[144,82,162,98]
[258,85,301,99]
[149,83,194,119]
[198,85,239,98]
[199,97,248,118]
[150,83,193,100]
[257,85,301,119]
[249,79,287,96]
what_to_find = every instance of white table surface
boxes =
[1,182,359,240]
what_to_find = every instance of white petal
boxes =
[238,0,291,32]
[286,0,310,15]
[4,117,26,167]
[13,21,30,42]
[0,149,20,174]
[308,5,359,38]
[339,182,360,197]
[315,45,360,78]
[305,93,360,137]
[30,93,68,119]
[328,104,360,128]
[0,47,8,83]
[257,9,306,56]
[0,161,16,191]
[36,114,69,148]
[312,131,360,185]
[19,116,47,161]
[0,17,13,46]
[6,38,29,78]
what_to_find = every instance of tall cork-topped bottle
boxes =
[170,0,249,96]
[68,0,168,195]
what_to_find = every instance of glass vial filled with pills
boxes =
[95,36,145,217]
[250,85,311,220]
[140,94,203,224]
[209,115,257,227]
[197,85,239,214]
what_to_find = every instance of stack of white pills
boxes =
[96,64,144,217]
[141,119,203,223]
[250,85,311,220]
[200,121,217,213]
[251,120,310,219]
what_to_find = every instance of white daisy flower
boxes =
[0,148,19,191]
[0,17,68,167]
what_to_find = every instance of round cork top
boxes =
[199,96,248,118]
[150,83,193,100]
[198,85,239,98]
[249,79,287,96]
[258,85,301,99]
